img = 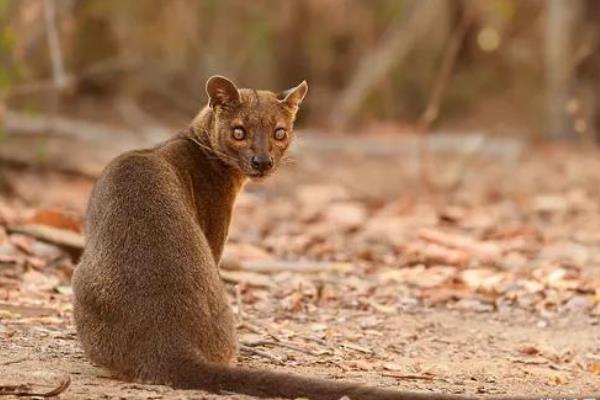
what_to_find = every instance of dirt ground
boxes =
[0,133,599,399]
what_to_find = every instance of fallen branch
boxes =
[0,376,70,397]
[340,342,373,355]
[221,258,353,274]
[417,4,474,192]
[4,109,142,143]
[418,228,502,264]
[238,320,268,335]
[381,372,435,381]
[239,345,284,364]
[7,225,84,260]
[1,109,165,177]
[0,358,27,366]
[219,270,274,288]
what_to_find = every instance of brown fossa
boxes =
[72,76,546,400]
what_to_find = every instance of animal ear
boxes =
[206,75,241,109]
[278,80,308,111]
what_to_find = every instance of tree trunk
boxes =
[545,0,582,139]
[331,0,445,131]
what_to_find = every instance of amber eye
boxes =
[273,128,287,141]
[232,127,246,141]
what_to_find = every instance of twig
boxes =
[340,342,374,355]
[235,285,244,321]
[238,320,284,345]
[417,7,473,132]
[239,344,284,364]
[43,0,67,89]
[1,357,28,366]
[241,339,322,356]
[221,258,353,274]
[417,4,474,192]
[0,376,71,397]
[7,224,85,262]
[297,334,331,347]
[220,270,274,288]
[365,298,397,315]
[381,372,435,381]
[237,320,266,335]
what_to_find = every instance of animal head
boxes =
[204,75,307,179]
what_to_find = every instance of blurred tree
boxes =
[545,0,582,140]
[0,0,598,139]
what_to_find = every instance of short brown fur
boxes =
[72,76,531,400]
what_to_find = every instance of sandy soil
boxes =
[1,134,599,399]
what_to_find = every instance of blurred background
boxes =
[3,0,600,210]
[1,0,600,206]
[2,0,600,140]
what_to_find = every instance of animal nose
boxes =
[250,155,273,172]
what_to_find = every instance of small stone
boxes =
[0,242,17,256]
[562,296,591,313]
[30,240,63,259]
[537,320,548,328]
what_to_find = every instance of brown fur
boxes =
[72,76,529,400]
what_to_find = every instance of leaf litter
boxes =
[0,141,599,397]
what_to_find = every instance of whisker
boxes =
[186,134,241,164]
[281,155,297,166]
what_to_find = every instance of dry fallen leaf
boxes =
[418,228,502,264]
[322,202,367,231]
[348,359,372,371]
[517,345,540,356]
[21,269,60,293]
[546,372,569,386]
[381,362,403,372]
[27,209,82,232]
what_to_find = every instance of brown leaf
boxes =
[418,228,502,263]
[8,225,84,251]
[348,359,373,371]
[322,202,367,230]
[281,291,305,312]
[403,242,469,267]
[27,209,82,232]
[9,234,34,254]
[546,373,569,386]
[517,345,540,356]
[21,269,60,293]
[219,270,274,288]
[222,242,273,262]
[382,362,404,371]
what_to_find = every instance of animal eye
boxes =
[273,128,287,141]
[232,127,246,141]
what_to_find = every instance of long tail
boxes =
[171,358,506,400]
